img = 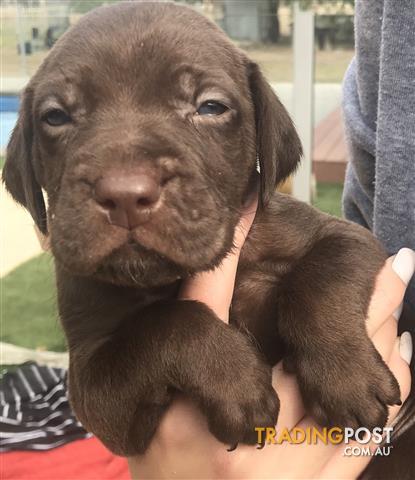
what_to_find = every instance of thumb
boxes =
[179,194,258,323]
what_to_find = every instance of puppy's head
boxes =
[3,2,301,287]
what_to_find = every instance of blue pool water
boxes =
[0,96,19,150]
[1,112,18,149]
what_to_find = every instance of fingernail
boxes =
[392,248,415,286]
[400,332,413,365]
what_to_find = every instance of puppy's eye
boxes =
[197,101,228,116]
[42,108,71,126]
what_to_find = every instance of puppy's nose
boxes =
[94,173,161,229]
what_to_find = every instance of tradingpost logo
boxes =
[255,427,393,457]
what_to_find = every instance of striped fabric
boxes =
[0,362,91,452]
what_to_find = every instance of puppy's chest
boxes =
[229,263,287,365]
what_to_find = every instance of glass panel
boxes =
[202,0,294,83]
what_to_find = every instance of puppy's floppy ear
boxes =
[2,88,47,234]
[248,62,302,206]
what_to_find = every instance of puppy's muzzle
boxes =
[94,169,162,229]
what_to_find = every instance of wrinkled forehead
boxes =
[32,3,247,109]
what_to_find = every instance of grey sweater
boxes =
[342,0,415,310]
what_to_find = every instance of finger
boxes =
[370,315,397,362]
[366,249,415,337]
[179,194,258,322]
[178,261,240,323]
[318,337,411,480]
[233,194,258,250]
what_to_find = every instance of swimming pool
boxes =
[1,96,19,151]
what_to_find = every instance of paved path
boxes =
[1,176,42,277]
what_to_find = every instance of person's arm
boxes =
[129,201,413,479]
[342,0,415,309]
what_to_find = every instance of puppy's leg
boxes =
[277,234,401,431]
[68,300,279,456]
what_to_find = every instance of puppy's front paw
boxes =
[293,340,401,431]
[198,340,279,446]
[205,372,280,446]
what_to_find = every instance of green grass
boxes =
[1,253,66,351]
[0,182,342,353]
[313,182,343,217]
[0,156,4,170]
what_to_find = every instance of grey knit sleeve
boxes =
[342,0,415,308]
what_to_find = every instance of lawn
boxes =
[0,183,343,352]
[246,44,354,83]
[313,182,343,217]
[1,253,66,351]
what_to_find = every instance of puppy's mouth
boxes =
[95,235,187,287]
[93,218,230,287]
[50,205,233,287]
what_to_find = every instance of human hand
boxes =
[178,193,258,323]
[129,201,413,479]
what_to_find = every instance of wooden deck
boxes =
[313,107,348,183]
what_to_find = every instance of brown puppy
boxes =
[3,2,413,476]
